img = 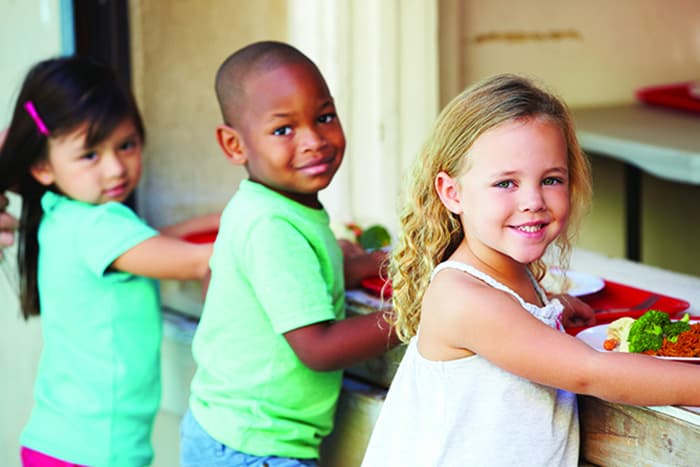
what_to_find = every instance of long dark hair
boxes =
[0,56,145,318]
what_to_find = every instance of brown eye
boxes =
[273,126,292,136]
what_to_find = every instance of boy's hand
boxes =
[0,193,18,261]
[337,238,365,259]
[340,238,388,289]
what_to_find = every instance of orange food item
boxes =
[646,323,700,358]
[603,339,618,351]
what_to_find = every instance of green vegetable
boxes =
[663,313,691,343]
[358,225,391,250]
[627,310,670,353]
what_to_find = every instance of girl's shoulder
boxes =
[419,263,530,360]
[425,265,511,316]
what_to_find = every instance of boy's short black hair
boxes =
[214,41,323,126]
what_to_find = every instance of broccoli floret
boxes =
[663,313,691,343]
[627,310,670,353]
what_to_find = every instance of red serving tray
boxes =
[635,81,700,114]
[182,229,218,244]
[360,276,393,297]
[361,276,690,336]
[565,279,690,335]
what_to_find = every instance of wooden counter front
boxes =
[324,248,700,466]
[579,396,700,466]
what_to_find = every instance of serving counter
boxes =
[320,248,700,466]
[160,248,700,466]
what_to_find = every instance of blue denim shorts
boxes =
[179,409,319,467]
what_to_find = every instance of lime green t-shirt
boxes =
[190,180,345,460]
[21,191,160,467]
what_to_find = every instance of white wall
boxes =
[289,0,439,233]
[0,0,70,126]
[0,1,68,465]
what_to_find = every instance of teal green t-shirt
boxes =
[190,180,345,460]
[21,191,160,467]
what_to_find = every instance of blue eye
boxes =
[273,126,292,136]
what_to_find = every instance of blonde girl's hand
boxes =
[556,293,596,328]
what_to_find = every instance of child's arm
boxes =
[111,213,219,281]
[424,270,700,407]
[284,311,401,372]
[112,236,213,280]
[341,240,387,289]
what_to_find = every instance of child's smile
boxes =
[233,62,346,208]
[453,116,570,265]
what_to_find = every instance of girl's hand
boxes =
[557,294,596,328]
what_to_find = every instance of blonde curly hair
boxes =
[388,74,592,342]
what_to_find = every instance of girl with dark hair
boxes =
[0,56,218,467]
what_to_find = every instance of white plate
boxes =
[576,323,700,362]
[542,268,605,297]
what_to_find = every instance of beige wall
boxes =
[438,0,700,107]
[130,0,289,229]
[438,0,700,275]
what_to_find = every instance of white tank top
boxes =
[361,261,579,467]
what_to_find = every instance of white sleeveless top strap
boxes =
[431,260,564,330]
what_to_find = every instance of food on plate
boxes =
[654,322,700,357]
[540,270,572,295]
[540,268,605,296]
[604,311,698,356]
[358,225,391,250]
[603,317,635,352]
[332,221,392,251]
[332,221,361,242]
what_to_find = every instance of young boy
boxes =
[180,41,399,466]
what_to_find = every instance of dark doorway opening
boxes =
[72,0,132,86]
[72,0,136,208]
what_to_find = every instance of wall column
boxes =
[288,0,439,233]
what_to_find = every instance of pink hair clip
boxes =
[24,101,49,136]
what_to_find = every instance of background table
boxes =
[572,104,700,261]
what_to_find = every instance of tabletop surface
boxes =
[347,248,700,419]
[572,104,700,184]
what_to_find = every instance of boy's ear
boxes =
[435,171,463,214]
[215,124,247,165]
[29,161,55,186]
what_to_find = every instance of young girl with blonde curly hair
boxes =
[362,74,700,467]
